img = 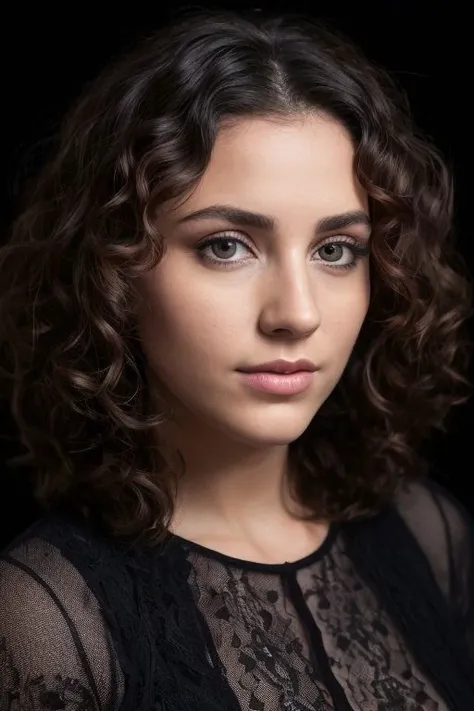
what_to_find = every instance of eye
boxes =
[196,234,254,266]
[315,241,367,269]
[318,243,346,262]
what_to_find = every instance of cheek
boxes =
[137,275,248,373]
[322,280,369,350]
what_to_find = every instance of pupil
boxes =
[322,244,342,261]
[215,240,236,258]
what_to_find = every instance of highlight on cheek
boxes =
[194,232,370,271]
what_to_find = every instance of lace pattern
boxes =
[300,539,447,710]
[186,557,334,710]
[0,635,96,711]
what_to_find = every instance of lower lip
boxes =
[238,370,314,395]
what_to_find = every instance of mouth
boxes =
[237,369,315,395]
[237,359,317,375]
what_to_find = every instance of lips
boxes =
[238,359,317,374]
[238,369,315,395]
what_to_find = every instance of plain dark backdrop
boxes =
[1,2,472,548]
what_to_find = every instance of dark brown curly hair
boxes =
[0,8,472,545]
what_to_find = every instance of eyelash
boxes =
[196,232,370,271]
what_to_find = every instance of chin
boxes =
[225,417,314,448]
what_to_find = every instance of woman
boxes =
[0,7,473,710]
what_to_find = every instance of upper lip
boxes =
[238,359,317,374]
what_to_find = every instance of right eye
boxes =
[196,233,255,267]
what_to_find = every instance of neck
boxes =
[159,421,297,538]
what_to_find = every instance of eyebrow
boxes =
[177,204,371,233]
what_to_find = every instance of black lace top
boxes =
[1,478,473,711]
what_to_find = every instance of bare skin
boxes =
[137,114,371,563]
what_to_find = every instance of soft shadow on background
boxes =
[1,2,472,547]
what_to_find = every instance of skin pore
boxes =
[137,113,371,563]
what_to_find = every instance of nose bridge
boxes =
[279,251,314,303]
[259,250,321,337]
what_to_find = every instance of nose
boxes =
[258,259,321,340]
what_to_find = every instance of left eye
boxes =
[318,243,350,264]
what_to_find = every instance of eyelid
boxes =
[196,230,250,244]
[195,231,255,254]
[317,234,360,247]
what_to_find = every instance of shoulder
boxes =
[0,517,124,710]
[393,477,473,605]
[394,477,471,546]
[1,521,105,620]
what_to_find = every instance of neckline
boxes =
[166,521,340,573]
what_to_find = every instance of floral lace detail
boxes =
[0,636,96,711]
[187,557,334,711]
[301,538,447,710]
[183,540,453,711]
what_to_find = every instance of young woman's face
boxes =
[137,115,371,447]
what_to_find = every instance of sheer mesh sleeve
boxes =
[395,478,474,660]
[0,536,124,711]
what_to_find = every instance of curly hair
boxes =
[0,8,472,545]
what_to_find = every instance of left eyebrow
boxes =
[177,204,371,234]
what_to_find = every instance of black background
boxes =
[1,3,472,547]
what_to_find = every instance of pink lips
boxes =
[239,359,317,375]
[238,370,314,395]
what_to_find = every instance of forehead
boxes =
[177,115,367,220]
